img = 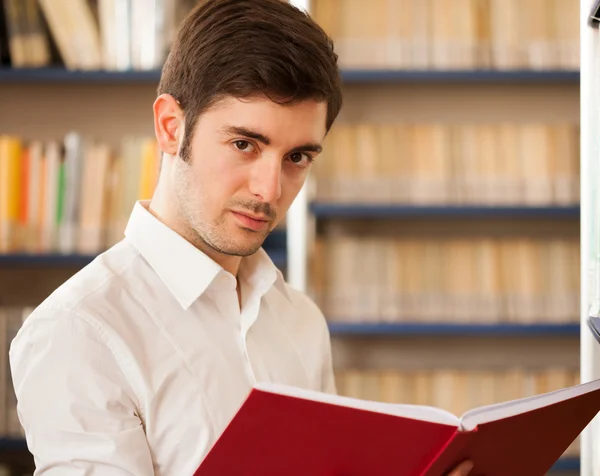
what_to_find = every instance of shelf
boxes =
[309,203,581,219]
[0,67,162,83]
[263,228,287,249]
[0,253,97,267]
[327,322,581,337]
[0,249,287,269]
[0,438,27,451]
[339,69,580,83]
[266,249,287,269]
[0,67,580,84]
[550,457,580,472]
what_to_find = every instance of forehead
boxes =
[196,96,328,143]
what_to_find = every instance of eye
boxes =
[288,152,313,167]
[233,140,255,153]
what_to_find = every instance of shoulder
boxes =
[12,240,144,353]
[42,240,139,311]
[9,242,148,394]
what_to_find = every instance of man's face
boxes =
[173,96,327,257]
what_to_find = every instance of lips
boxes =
[231,210,270,231]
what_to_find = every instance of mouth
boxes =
[230,210,270,232]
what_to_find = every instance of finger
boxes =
[447,460,474,476]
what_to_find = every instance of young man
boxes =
[10,1,473,474]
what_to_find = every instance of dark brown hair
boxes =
[158,0,343,161]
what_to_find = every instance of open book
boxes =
[194,377,600,476]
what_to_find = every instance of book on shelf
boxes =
[0,133,160,255]
[0,133,287,259]
[0,0,197,71]
[1,0,51,68]
[312,0,579,71]
[313,122,580,206]
[0,0,581,72]
[193,376,598,476]
[312,235,580,324]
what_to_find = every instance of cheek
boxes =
[192,146,245,195]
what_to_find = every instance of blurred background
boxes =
[0,0,587,475]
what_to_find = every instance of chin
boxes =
[219,244,263,257]
[213,233,265,257]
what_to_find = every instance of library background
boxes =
[0,0,599,475]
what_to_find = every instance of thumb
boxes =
[450,460,474,476]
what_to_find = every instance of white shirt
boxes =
[9,201,336,476]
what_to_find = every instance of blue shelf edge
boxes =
[0,249,287,269]
[0,67,162,83]
[266,249,287,269]
[340,69,580,83]
[550,457,580,472]
[0,253,97,267]
[0,67,580,84]
[0,437,27,451]
[327,322,581,337]
[309,203,581,219]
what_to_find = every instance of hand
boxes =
[447,460,474,476]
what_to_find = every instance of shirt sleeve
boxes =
[9,307,155,476]
[316,308,337,395]
[320,331,337,394]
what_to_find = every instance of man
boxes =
[10,0,474,474]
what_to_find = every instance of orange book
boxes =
[139,139,159,200]
[0,136,23,253]
[19,145,30,248]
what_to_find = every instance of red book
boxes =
[194,378,600,476]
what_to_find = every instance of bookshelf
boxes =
[287,0,585,473]
[0,0,589,474]
[581,0,600,473]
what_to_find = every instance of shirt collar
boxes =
[124,201,291,309]
[238,246,291,303]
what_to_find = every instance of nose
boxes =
[248,154,282,203]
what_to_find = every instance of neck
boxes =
[148,184,243,277]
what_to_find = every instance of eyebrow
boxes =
[223,126,271,145]
[222,125,323,155]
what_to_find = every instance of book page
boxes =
[254,382,461,427]
[459,377,600,431]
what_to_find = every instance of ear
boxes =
[153,94,184,156]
